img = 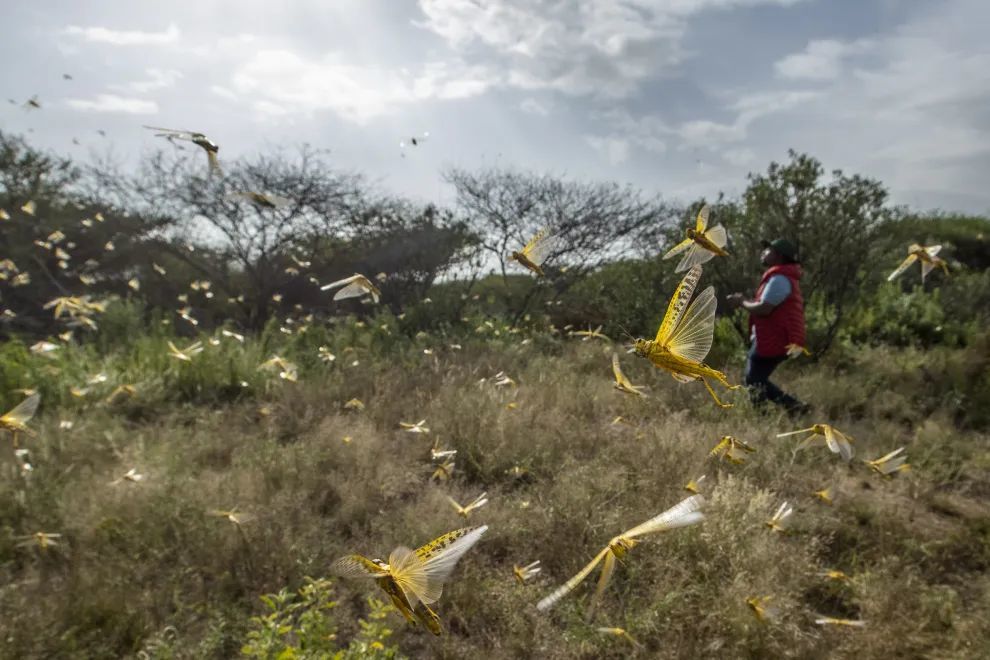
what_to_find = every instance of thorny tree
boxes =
[0,132,172,336]
[89,145,369,329]
[88,144,473,328]
[445,166,673,318]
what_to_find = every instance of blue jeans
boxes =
[744,343,803,410]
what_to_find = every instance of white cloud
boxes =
[519,97,550,116]
[676,90,820,147]
[415,0,808,97]
[723,147,757,166]
[775,39,870,80]
[210,85,239,102]
[678,119,744,145]
[585,135,631,165]
[224,49,494,123]
[66,94,159,114]
[665,0,990,209]
[111,68,183,94]
[63,23,180,46]
[594,108,669,153]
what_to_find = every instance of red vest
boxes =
[749,263,806,358]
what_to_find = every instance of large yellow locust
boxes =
[709,435,756,464]
[888,244,949,282]
[1,392,40,447]
[777,423,854,462]
[510,227,559,277]
[167,340,204,362]
[864,447,910,476]
[536,495,704,617]
[330,526,488,635]
[321,273,382,303]
[662,204,729,272]
[633,265,739,407]
[143,126,222,175]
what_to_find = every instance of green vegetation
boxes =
[2,134,989,657]
[1,314,988,658]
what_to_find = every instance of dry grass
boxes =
[1,336,988,659]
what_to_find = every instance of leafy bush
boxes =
[843,283,951,347]
[559,257,674,339]
[241,578,402,659]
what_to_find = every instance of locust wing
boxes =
[329,554,388,579]
[776,426,816,438]
[586,550,617,620]
[655,265,703,345]
[402,525,488,604]
[621,494,705,539]
[1,392,40,428]
[823,425,854,461]
[143,125,196,138]
[887,254,917,281]
[662,237,693,260]
[920,260,937,281]
[694,205,709,232]
[388,546,437,605]
[521,227,559,267]
[323,274,380,302]
[674,243,714,272]
[704,224,727,249]
[206,150,222,175]
[662,285,716,363]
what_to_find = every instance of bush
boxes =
[241,578,403,659]
[559,257,674,339]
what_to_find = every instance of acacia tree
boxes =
[86,144,371,328]
[0,132,172,337]
[87,145,474,329]
[445,166,674,318]
[300,199,477,314]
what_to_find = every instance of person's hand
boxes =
[725,293,745,309]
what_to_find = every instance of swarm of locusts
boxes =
[4,113,936,650]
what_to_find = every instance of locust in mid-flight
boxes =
[662,204,729,272]
[330,526,488,635]
[634,265,739,407]
[144,126,221,175]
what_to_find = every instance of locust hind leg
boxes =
[413,601,443,635]
[715,372,742,390]
[702,378,733,408]
[379,583,419,628]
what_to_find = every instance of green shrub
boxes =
[241,578,403,659]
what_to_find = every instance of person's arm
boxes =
[740,298,776,317]
[726,275,791,316]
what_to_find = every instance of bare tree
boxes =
[85,145,474,328]
[0,132,172,336]
[445,166,673,319]
[446,166,672,280]
[86,145,370,328]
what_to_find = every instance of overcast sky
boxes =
[2,0,988,214]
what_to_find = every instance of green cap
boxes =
[761,238,799,262]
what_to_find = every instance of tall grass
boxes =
[0,314,988,658]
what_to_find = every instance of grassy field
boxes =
[1,319,989,659]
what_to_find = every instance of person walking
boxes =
[726,238,809,414]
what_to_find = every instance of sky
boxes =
[2,0,989,215]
